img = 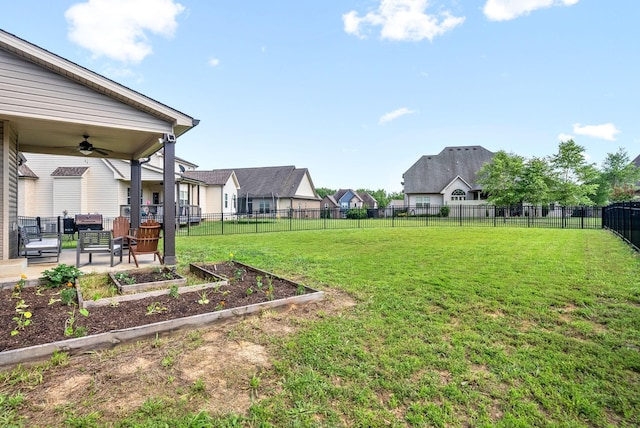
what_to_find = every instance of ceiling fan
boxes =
[75,135,112,156]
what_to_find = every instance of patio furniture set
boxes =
[18,216,163,268]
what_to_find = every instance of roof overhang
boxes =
[0,29,198,160]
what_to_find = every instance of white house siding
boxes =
[23,153,122,217]
[295,173,316,198]
[52,177,83,217]
[18,178,37,217]
[86,161,119,216]
[442,177,471,202]
[407,194,444,206]
[0,50,170,133]
[222,176,238,215]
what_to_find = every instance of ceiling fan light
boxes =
[79,148,93,155]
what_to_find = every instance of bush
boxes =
[439,206,450,217]
[42,264,83,288]
[346,208,367,219]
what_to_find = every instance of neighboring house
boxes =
[320,189,378,218]
[230,166,321,216]
[181,169,240,216]
[18,151,200,219]
[383,199,405,217]
[403,146,495,207]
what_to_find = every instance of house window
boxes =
[259,201,270,214]
[127,188,131,205]
[224,193,228,209]
[451,189,466,201]
[232,194,236,209]
[179,190,188,206]
[415,196,430,208]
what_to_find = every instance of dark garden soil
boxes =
[0,262,310,352]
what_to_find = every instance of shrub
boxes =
[41,264,83,288]
[439,206,450,217]
[346,208,367,219]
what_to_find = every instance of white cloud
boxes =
[343,0,465,42]
[483,0,579,21]
[379,107,415,124]
[208,58,220,67]
[557,133,574,142]
[65,0,185,63]
[572,123,620,141]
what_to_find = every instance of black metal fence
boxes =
[18,204,606,242]
[602,202,640,250]
[174,204,604,237]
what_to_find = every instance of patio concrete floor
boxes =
[0,248,163,286]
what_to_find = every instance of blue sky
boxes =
[2,0,638,192]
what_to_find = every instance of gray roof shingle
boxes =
[183,169,234,186]
[50,167,89,177]
[403,146,494,194]
[233,166,317,199]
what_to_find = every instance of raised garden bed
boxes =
[0,261,324,366]
[109,266,188,293]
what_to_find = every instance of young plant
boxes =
[145,302,167,315]
[215,300,226,311]
[197,291,209,305]
[265,284,275,301]
[60,283,77,306]
[255,275,263,290]
[296,284,306,296]
[114,272,135,285]
[12,274,27,297]
[11,300,32,336]
[246,287,254,296]
[64,306,89,337]
[169,284,179,298]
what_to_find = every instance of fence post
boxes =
[221,212,224,235]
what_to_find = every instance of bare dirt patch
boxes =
[2,288,357,426]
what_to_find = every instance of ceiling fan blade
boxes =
[94,148,111,156]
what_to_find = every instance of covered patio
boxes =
[0,247,163,287]
[0,29,198,273]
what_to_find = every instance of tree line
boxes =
[477,140,640,207]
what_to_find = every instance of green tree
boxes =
[315,187,336,199]
[476,150,525,206]
[519,157,553,206]
[549,140,599,206]
[598,148,640,203]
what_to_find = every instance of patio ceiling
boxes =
[13,117,166,161]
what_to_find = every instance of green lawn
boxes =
[175,227,640,427]
[5,227,640,426]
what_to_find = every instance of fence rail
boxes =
[602,202,640,250]
[174,204,604,237]
[18,205,607,242]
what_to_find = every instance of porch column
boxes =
[130,160,142,230]
[163,134,177,265]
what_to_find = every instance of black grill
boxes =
[74,214,103,231]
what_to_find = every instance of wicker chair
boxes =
[127,220,163,267]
